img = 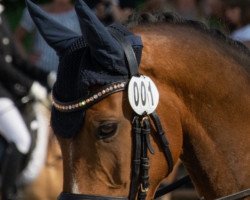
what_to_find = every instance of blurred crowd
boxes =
[3,0,248,75]
[143,0,250,47]
[13,0,250,67]
[86,0,250,37]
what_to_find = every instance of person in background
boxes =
[113,0,138,22]
[202,0,227,31]
[84,0,100,9]
[14,0,81,72]
[88,0,137,25]
[141,0,172,12]
[224,0,250,48]
[173,0,203,20]
[0,3,55,199]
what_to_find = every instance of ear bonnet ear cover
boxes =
[27,0,143,138]
[51,24,143,138]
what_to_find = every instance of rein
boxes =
[214,189,250,200]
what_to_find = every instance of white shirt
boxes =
[231,24,250,42]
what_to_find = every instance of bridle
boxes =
[52,26,174,200]
[54,105,174,200]
[52,27,250,200]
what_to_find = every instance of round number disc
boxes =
[128,75,159,115]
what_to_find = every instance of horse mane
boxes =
[127,11,249,54]
[126,11,250,73]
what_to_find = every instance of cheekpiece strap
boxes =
[52,81,127,112]
[130,113,174,200]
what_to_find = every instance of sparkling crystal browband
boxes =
[52,81,127,112]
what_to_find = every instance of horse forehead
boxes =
[88,92,126,115]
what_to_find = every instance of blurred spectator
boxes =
[224,0,250,48]
[173,0,203,20]
[92,0,137,25]
[201,0,227,31]
[202,0,224,18]
[14,0,81,72]
[0,3,53,199]
[84,0,100,9]
[141,0,204,20]
[142,0,172,12]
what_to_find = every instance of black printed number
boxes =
[141,82,146,106]
[133,82,139,106]
[148,83,154,106]
[133,81,154,107]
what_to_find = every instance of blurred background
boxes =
[3,0,250,51]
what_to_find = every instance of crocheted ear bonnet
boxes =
[26,0,143,138]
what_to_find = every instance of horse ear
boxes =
[75,0,123,67]
[26,0,80,54]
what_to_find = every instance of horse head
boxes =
[26,0,174,199]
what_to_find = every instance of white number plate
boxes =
[128,76,159,115]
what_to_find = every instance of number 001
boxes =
[128,76,159,115]
[133,81,154,107]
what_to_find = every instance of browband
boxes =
[52,81,127,112]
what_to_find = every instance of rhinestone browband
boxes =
[52,81,127,112]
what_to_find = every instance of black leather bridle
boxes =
[57,109,174,200]
[54,27,250,200]
[54,27,174,200]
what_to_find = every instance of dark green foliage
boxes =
[3,0,49,30]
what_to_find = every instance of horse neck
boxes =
[137,25,250,199]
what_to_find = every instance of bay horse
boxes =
[26,0,250,199]
[18,102,62,200]
[19,101,62,200]
[20,129,63,200]
[0,101,62,200]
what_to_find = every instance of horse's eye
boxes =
[97,123,118,139]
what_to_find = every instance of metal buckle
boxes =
[140,184,149,193]
[140,116,149,127]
